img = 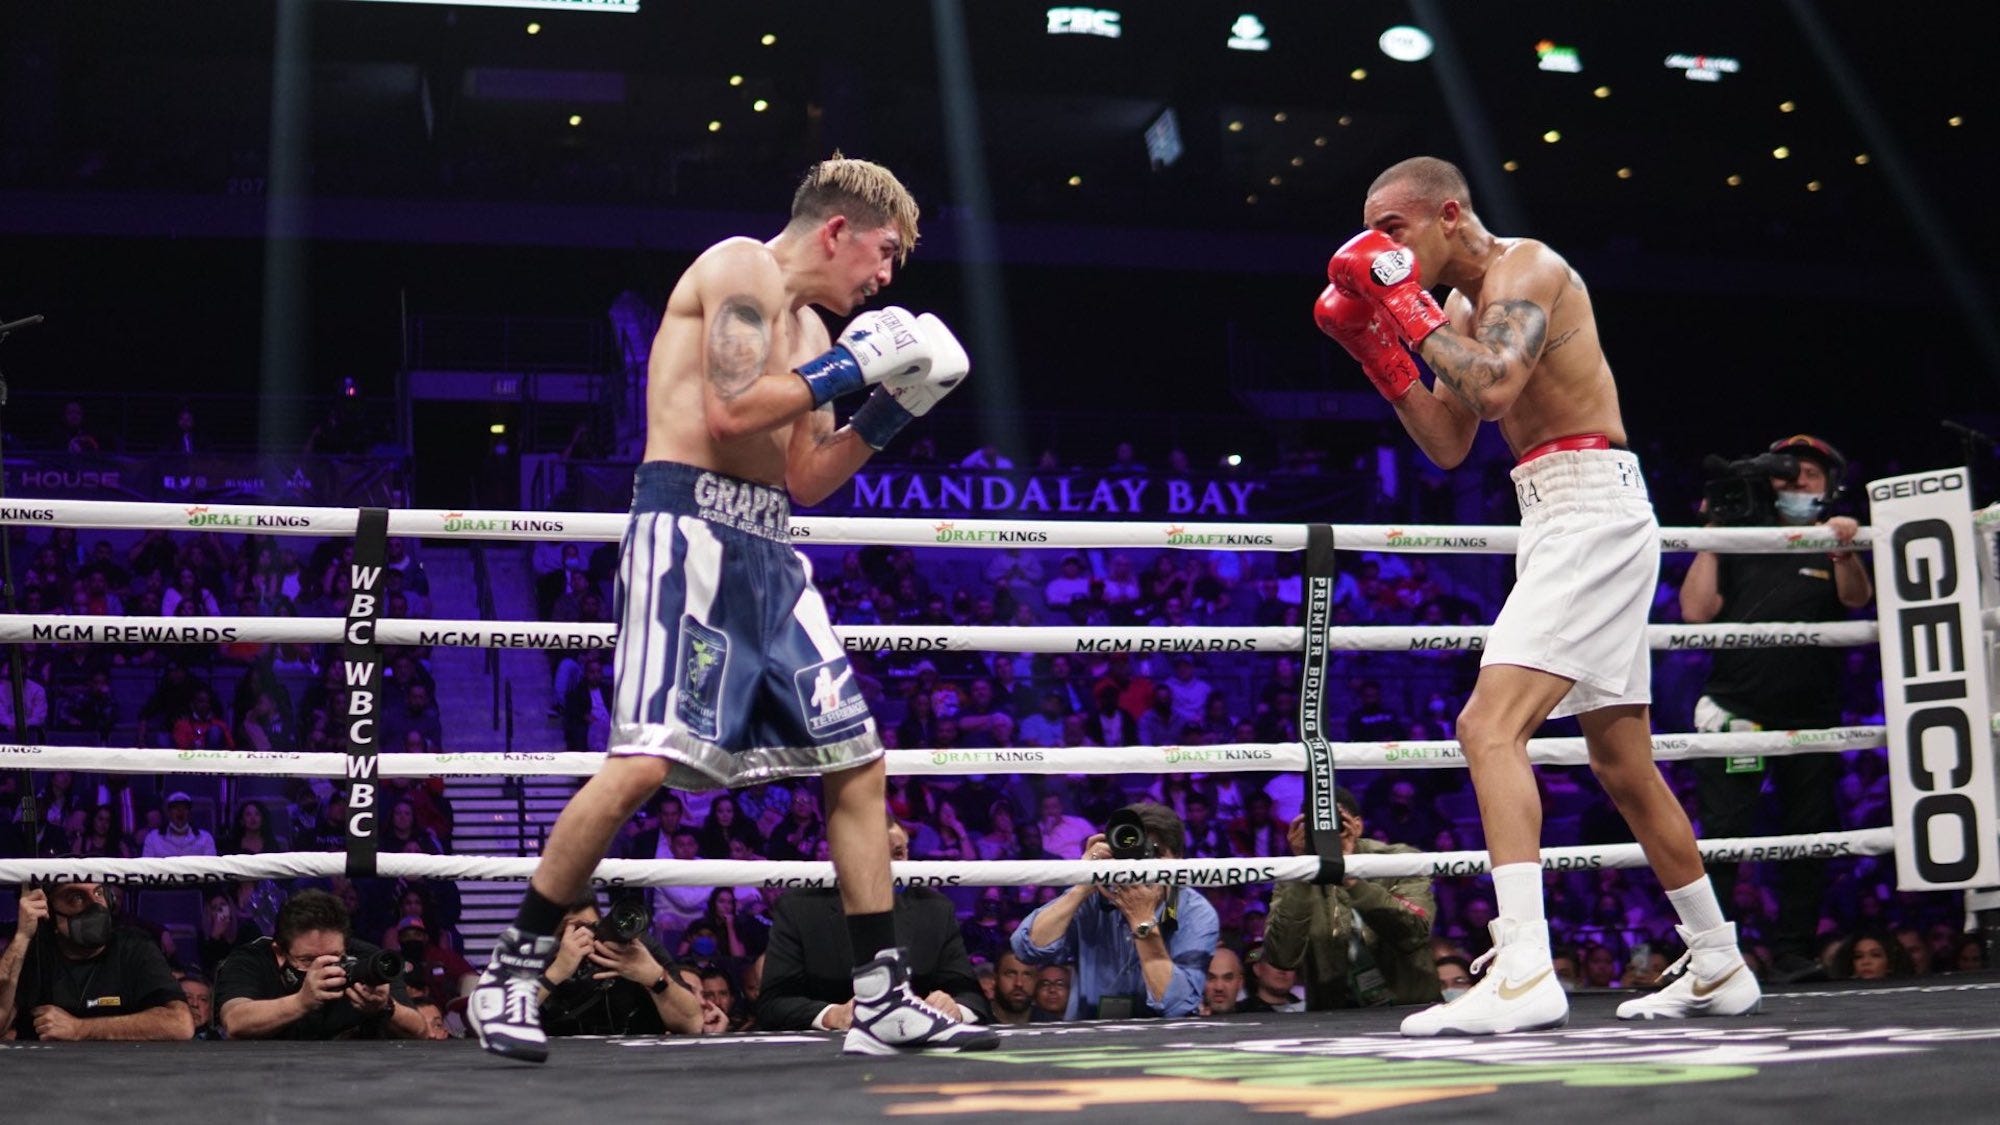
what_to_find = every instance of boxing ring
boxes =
[3,481,1998,1122]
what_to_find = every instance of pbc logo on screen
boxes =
[1047,7,1122,38]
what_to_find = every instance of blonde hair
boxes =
[790,152,920,264]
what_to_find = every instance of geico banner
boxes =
[1869,467,1999,889]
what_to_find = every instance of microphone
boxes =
[0,314,45,335]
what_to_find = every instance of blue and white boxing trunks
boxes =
[608,460,881,789]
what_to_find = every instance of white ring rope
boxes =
[0,614,1884,653]
[15,495,2000,552]
[0,829,1896,888]
[5,725,1952,780]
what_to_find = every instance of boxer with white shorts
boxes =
[1315,156,1761,1035]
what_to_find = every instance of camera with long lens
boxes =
[339,949,405,987]
[1700,452,1801,527]
[594,896,650,943]
[1103,809,1157,862]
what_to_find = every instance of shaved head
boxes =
[1368,156,1473,212]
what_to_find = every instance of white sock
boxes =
[1490,863,1545,924]
[1666,875,1727,935]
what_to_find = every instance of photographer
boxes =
[1262,787,1441,1009]
[215,889,428,1040]
[1,880,194,1041]
[535,893,707,1037]
[1680,434,1871,980]
[1011,802,1219,1019]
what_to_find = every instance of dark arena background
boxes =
[3,2,1998,1121]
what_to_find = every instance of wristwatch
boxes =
[1132,919,1159,940]
[649,972,672,996]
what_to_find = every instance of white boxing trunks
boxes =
[1482,446,1658,719]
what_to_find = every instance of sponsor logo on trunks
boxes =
[1161,747,1273,765]
[1383,529,1489,549]
[794,656,870,740]
[436,511,567,534]
[932,521,1049,544]
[182,505,313,529]
[1369,247,1415,286]
[0,507,58,521]
[675,618,729,742]
[930,749,1048,766]
[1162,525,1275,546]
[690,474,790,539]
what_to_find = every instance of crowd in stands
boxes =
[3,433,1991,1043]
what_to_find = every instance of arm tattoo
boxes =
[810,404,840,447]
[708,296,770,401]
[1545,327,1580,354]
[1423,299,1548,415]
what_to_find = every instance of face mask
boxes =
[1440,986,1469,1003]
[65,903,115,949]
[1773,490,1823,525]
[689,935,718,958]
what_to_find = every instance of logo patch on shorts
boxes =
[675,617,728,741]
[1371,247,1415,286]
[793,656,871,741]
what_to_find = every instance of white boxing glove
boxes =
[849,314,972,450]
[795,306,932,406]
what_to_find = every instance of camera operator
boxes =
[1,880,194,1041]
[1011,802,1219,1019]
[536,892,707,1037]
[215,888,428,1040]
[1680,433,1871,980]
[1262,787,1441,1009]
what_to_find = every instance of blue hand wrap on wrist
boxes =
[850,389,915,450]
[795,345,866,407]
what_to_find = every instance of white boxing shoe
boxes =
[842,947,1000,1055]
[1401,918,1569,1037]
[1617,922,1763,1020]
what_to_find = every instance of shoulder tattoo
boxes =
[708,296,770,400]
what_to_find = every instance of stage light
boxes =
[1536,40,1582,73]
[1379,26,1434,62]
[1227,120,1244,132]
[1245,194,1258,204]
[760,33,776,46]
[1855,153,1871,165]
[1289,156,1304,167]
[1350,68,1368,81]
[1225,454,1243,467]
[489,424,507,435]
[1593,86,1611,99]
[1313,136,1327,147]
[729,75,743,87]
[708,120,721,132]
[1337,115,1352,127]
[526,22,541,35]
[1949,115,1963,127]
[1779,100,1796,113]
[1542,129,1561,143]
[1807,180,1822,192]
[568,114,582,126]
[1273,111,1287,123]
[1227,14,1270,52]
[753,99,769,112]
[1726,174,1742,186]
[1502,160,1519,172]
[1616,167,1632,179]
[1067,175,1082,186]
[1268,175,1282,186]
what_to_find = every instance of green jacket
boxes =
[1261,838,1441,1009]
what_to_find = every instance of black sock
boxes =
[512,886,566,937]
[847,911,899,967]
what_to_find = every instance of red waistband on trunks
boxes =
[1516,433,1612,467]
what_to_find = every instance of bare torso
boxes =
[641,237,830,484]
[1444,237,1625,452]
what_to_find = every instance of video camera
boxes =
[1700,452,1802,526]
[1104,809,1158,862]
[593,897,650,944]
[339,949,406,988]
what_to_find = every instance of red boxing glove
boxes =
[1327,230,1448,345]
[1314,284,1420,402]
